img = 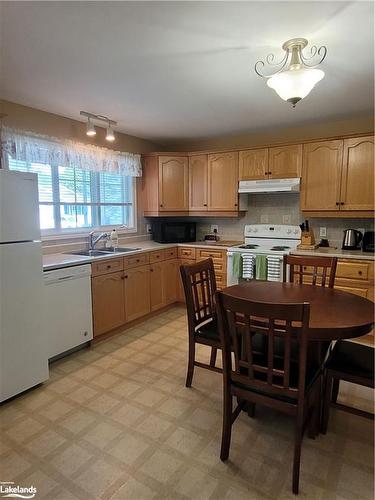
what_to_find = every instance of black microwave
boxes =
[151,221,196,243]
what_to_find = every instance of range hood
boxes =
[238,178,300,194]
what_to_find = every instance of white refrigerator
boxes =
[0,169,49,402]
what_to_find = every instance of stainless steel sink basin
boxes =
[103,247,141,253]
[66,247,141,257]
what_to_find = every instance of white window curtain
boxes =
[1,127,142,177]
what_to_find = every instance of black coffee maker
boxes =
[362,231,375,253]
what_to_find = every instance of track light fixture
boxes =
[80,111,117,141]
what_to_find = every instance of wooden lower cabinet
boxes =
[124,265,151,322]
[163,259,179,305]
[150,262,164,311]
[92,271,126,337]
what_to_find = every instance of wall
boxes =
[194,193,374,249]
[0,99,161,153]
[164,113,374,151]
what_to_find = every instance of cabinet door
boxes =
[92,271,125,337]
[269,144,302,179]
[301,140,343,211]
[208,152,239,210]
[158,156,188,211]
[239,149,268,180]
[124,265,151,322]
[189,155,208,211]
[150,262,164,311]
[340,136,374,210]
[162,259,178,305]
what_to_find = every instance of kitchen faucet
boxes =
[88,231,108,250]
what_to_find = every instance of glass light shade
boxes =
[86,119,96,136]
[267,66,325,104]
[106,126,115,141]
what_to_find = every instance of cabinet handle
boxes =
[335,202,340,206]
[150,268,154,272]
[122,275,128,279]
[268,172,272,175]
[107,265,111,269]
[340,202,345,205]
[136,259,140,262]
[160,204,163,207]
[358,271,362,275]
[203,203,207,206]
[234,203,238,207]
[84,331,88,337]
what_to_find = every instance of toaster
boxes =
[362,231,375,253]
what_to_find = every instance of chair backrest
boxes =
[216,290,310,402]
[283,255,338,288]
[180,258,217,331]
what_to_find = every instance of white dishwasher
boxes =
[43,264,93,360]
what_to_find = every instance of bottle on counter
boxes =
[110,229,119,249]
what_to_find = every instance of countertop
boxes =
[291,247,375,261]
[43,240,374,271]
[42,240,241,270]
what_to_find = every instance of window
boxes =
[8,158,136,234]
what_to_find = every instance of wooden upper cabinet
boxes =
[207,152,239,210]
[189,155,208,211]
[239,149,268,180]
[340,136,374,211]
[268,144,302,179]
[158,156,188,211]
[301,140,343,211]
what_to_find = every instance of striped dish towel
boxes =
[241,254,254,279]
[267,255,282,281]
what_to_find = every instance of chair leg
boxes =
[321,373,333,434]
[209,347,217,368]
[220,389,233,461]
[292,423,303,495]
[332,378,340,403]
[185,339,195,388]
[247,402,255,418]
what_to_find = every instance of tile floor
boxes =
[0,306,374,500]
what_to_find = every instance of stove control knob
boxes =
[294,229,299,234]
[286,229,292,234]
[253,228,258,233]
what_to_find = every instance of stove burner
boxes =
[239,244,259,249]
[270,246,291,251]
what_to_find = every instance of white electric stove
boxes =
[227,224,301,285]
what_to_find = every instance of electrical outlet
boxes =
[319,227,327,237]
[146,224,152,234]
[210,224,218,233]
[282,215,291,224]
[260,214,269,223]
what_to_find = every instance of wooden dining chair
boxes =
[180,259,222,387]
[216,291,321,495]
[321,341,374,433]
[283,254,338,287]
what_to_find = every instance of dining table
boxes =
[221,280,374,342]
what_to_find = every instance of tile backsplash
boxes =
[195,193,374,248]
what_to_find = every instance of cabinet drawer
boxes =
[123,253,149,269]
[164,247,177,260]
[91,258,123,277]
[149,250,165,263]
[336,260,373,281]
[178,247,196,259]
[334,284,369,299]
[196,248,227,273]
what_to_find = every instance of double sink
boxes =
[67,247,141,257]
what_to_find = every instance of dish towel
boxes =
[255,255,267,280]
[241,254,254,279]
[267,255,282,281]
[232,253,243,278]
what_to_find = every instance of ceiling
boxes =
[0,1,374,144]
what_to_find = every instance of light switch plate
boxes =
[319,227,327,237]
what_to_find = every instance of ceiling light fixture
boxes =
[105,124,115,142]
[86,117,96,137]
[80,111,117,141]
[255,38,327,107]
